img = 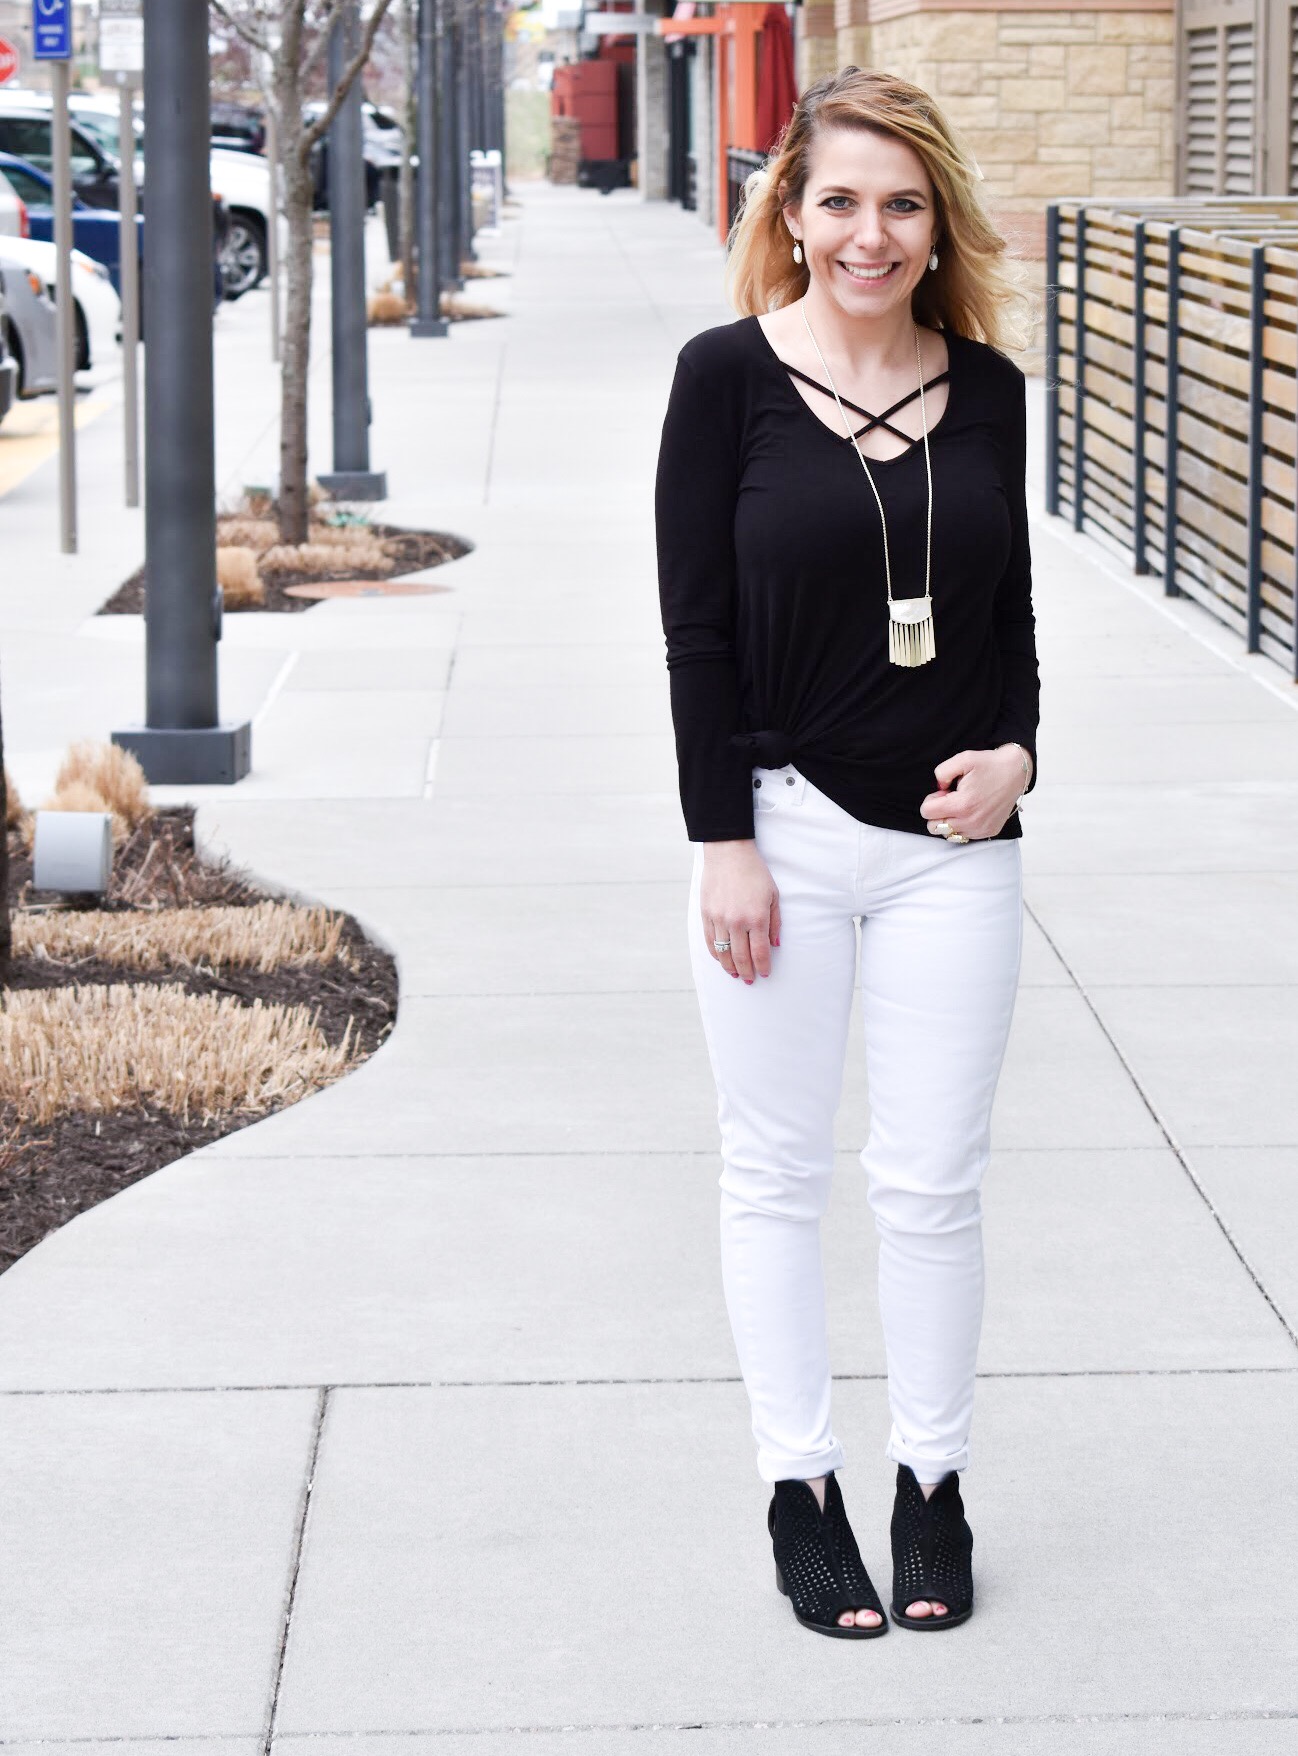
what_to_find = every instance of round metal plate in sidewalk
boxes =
[281,579,453,601]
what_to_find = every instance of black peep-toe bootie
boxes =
[889,1463,974,1630]
[767,1472,888,1639]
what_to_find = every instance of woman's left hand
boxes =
[920,746,1029,841]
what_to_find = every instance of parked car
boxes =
[0,153,229,309]
[0,97,121,209]
[0,153,141,294]
[0,277,18,423]
[305,98,404,209]
[211,101,266,155]
[0,235,120,375]
[0,95,249,298]
[0,249,55,395]
[61,93,271,298]
[0,163,26,236]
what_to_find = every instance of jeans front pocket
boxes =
[752,764,808,813]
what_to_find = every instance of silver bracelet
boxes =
[997,742,1031,815]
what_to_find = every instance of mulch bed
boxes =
[98,523,470,617]
[0,807,398,1273]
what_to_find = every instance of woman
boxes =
[654,67,1040,1639]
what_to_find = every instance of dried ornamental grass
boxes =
[54,742,152,829]
[4,767,23,829]
[12,900,352,972]
[259,536,393,576]
[0,984,360,1125]
[369,290,413,325]
[216,517,280,552]
[216,546,266,608]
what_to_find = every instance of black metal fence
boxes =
[726,147,766,233]
[1045,198,1298,679]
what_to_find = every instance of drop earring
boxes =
[928,248,939,272]
[792,239,803,265]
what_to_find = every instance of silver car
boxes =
[0,247,56,396]
[0,163,23,236]
[0,281,18,422]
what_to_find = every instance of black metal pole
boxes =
[1163,226,1182,598]
[1244,242,1265,653]
[441,5,464,290]
[457,8,476,265]
[1044,202,1059,518]
[1072,205,1087,534]
[411,0,449,337]
[113,0,249,785]
[1132,219,1148,574]
[319,1,387,499]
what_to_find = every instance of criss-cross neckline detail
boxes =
[780,358,951,451]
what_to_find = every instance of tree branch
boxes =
[301,0,398,155]
[301,0,348,81]
[209,0,272,56]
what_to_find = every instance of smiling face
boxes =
[784,125,939,319]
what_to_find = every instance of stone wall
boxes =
[864,7,1174,232]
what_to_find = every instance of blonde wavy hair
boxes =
[725,66,1034,354]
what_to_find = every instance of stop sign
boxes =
[0,38,19,85]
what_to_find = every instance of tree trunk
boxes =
[275,32,315,549]
[278,146,316,546]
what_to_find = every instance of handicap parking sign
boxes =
[32,0,72,61]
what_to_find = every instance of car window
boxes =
[0,160,48,206]
[69,127,103,177]
[0,118,53,173]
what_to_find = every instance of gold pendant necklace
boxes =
[799,301,936,667]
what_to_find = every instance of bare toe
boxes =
[905,1599,933,1618]
[855,1608,882,1627]
[838,1611,856,1626]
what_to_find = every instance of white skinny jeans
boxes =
[688,764,1024,1486]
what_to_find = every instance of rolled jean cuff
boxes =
[756,1437,845,1485]
[885,1428,968,1483]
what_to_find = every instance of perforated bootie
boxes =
[889,1463,974,1629]
[767,1472,888,1639]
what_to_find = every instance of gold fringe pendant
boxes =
[888,595,936,667]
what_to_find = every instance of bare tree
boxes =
[210,1,397,544]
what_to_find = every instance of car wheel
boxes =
[5,322,26,397]
[75,303,90,372]
[221,212,267,300]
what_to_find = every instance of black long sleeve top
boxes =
[654,314,1040,843]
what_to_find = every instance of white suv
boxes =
[0,90,278,300]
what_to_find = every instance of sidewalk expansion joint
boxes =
[266,1705,1298,1739]
[263,1386,329,1756]
[0,1366,1293,1398]
[1024,900,1298,1353]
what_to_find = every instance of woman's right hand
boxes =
[700,841,781,983]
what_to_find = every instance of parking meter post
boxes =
[118,81,140,508]
[112,0,251,786]
[50,57,76,553]
[318,1,387,501]
[411,0,448,338]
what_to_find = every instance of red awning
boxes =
[755,4,798,157]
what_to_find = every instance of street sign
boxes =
[32,0,72,61]
[0,37,20,84]
[99,0,143,77]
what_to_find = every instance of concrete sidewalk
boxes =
[1,181,1297,1750]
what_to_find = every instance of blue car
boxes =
[0,152,224,305]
